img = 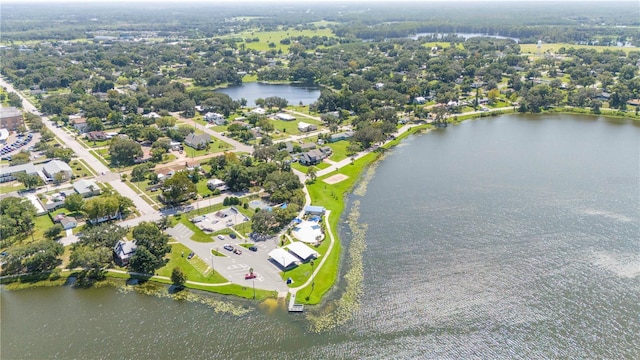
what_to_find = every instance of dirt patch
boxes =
[323,173,348,184]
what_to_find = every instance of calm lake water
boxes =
[410,32,520,42]
[2,114,639,359]
[216,82,321,106]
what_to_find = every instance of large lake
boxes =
[2,114,639,359]
[216,82,321,106]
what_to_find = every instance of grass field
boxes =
[235,27,335,52]
[520,43,638,55]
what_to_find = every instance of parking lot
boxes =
[1,132,39,160]
[166,223,287,292]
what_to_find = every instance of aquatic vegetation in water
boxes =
[353,153,386,197]
[307,201,367,332]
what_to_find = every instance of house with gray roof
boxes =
[184,133,211,149]
[42,160,72,183]
[114,240,137,266]
[73,178,101,197]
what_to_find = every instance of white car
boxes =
[217,235,225,240]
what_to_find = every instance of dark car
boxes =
[223,244,234,252]
[187,251,195,259]
[229,233,237,239]
[248,246,258,252]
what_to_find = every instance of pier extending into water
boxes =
[288,292,304,312]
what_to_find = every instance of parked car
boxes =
[223,244,234,251]
[248,246,258,252]
[245,273,256,280]
[217,235,225,240]
[187,252,195,259]
[229,233,236,239]
[234,248,242,255]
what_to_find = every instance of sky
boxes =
[2,0,614,3]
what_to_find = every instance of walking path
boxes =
[290,210,334,292]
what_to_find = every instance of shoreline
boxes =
[2,110,635,300]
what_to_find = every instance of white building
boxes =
[268,248,299,269]
[287,242,319,262]
[204,112,226,125]
[297,122,317,133]
[275,113,295,121]
[42,160,72,182]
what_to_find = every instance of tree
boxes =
[69,245,112,270]
[14,172,43,189]
[487,88,500,104]
[44,224,64,239]
[0,196,36,239]
[306,167,317,183]
[109,137,143,166]
[251,209,278,235]
[161,171,196,205]
[132,222,170,261]
[131,163,153,182]
[78,223,127,249]
[64,193,85,213]
[10,152,30,166]
[129,246,160,274]
[171,266,187,288]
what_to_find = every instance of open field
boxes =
[520,43,639,55]
[234,27,335,52]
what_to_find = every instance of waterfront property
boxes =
[286,241,319,262]
[113,240,137,266]
[268,248,299,269]
[304,205,326,216]
[292,219,324,244]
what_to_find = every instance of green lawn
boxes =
[236,27,335,52]
[69,160,93,178]
[155,243,227,283]
[0,182,25,194]
[327,140,352,162]
[33,215,55,241]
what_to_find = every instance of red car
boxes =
[245,273,257,280]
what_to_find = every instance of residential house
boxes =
[142,112,161,119]
[86,131,108,141]
[184,133,211,149]
[207,178,226,190]
[414,96,426,104]
[275,113,295,121]
[70,117,88,133]
[42,160,73,182]
[300,142,316,151]
[250,107,266,115]
[297,122,317,132]
[113,240,137,266]
[328,131,354,143]
[60,216,78,230]
[0,107,23,131]
[73,178,101,197]
[627,99,640,107]
[204,112,226,125]
[299,149,326,166]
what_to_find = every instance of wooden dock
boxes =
[288,292,304,312]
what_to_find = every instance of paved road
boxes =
[0,77,156,217]
[170,112,254,154]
